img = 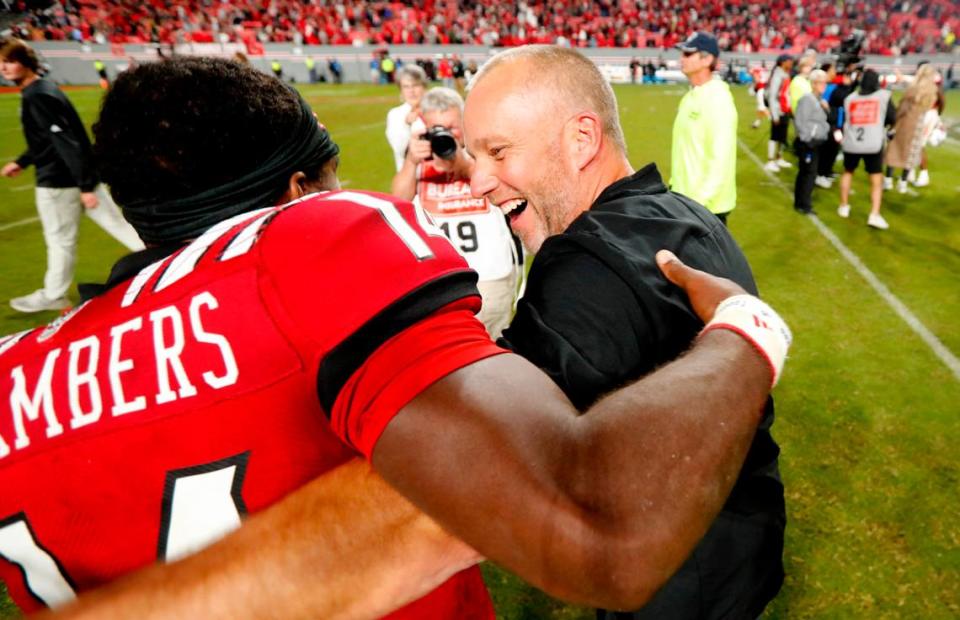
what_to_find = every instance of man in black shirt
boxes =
[0,38,142,313]
[466,45,785,619]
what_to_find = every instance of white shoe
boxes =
[913,169,929,187]
[906,169,917,183]
[883,177,893,191]
[10,290,71,313]
[897,179,908,194]
[764,161,780,173]
[837,204,851,218]
[775,158,793,168]
[867,213,889,230]
[815,176,833,189]
[751,119,761,129]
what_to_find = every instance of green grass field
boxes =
[1,81,958,618]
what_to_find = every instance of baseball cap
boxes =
[775,53,793,65]
[676,32,720,57]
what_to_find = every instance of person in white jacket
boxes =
[385,65,428,171]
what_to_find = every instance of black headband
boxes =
[121,91,339,244]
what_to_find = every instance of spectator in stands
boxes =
[765,54,794,173]
[885,64,940,193]
[793,69,831,214]
[386,64,428,172]
[838,69,896,229]
[10,0,959,54]
[671,32,738,224]
[391,87,519,338]
[0,38,143,313]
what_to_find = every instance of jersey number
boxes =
[855,127,865,141]
[0,453,248,608]
[439,221,479,253]
[324,191,436,260]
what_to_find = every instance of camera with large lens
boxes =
[422,125,458,161]
[836,30,865,73]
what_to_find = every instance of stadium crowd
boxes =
[6,0,959,55]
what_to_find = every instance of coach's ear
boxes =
[566,111,603,171]
[278,171,309,204]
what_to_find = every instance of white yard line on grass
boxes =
[0,216,38,232]
[10,184,32,192]
[738,138,960,382]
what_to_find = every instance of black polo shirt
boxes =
[500,163,784,520]
[15,78,99,191]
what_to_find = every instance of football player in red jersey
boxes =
[4,57,791,619]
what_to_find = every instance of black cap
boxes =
[676,32,720,57]
[775,53,794,65]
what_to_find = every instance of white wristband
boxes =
[701,295,792,387]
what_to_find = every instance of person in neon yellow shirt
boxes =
[671,32,738,224]
[788,55,815,113]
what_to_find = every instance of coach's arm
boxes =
[38,253,781,617]
[374,251,774,609]
[36,459,480,620]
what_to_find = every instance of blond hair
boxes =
[469,45,627,154]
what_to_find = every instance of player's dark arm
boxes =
[374,254,775,610]
[35,459,481,620]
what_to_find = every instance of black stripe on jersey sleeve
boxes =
[317,270,480,416]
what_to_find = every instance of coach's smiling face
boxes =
[465,60,579,254]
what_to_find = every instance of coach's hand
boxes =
[656,250,745,323]
[1,162,22,178]
[81,192,99,209]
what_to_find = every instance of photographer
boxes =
[391,87,519,338]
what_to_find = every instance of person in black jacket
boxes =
[466,45,785,620]
[0,38,142,313]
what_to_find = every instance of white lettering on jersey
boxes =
[160,459,246,562]
[325,191,435,260]
[0,331,30,357]
[10,349,64,450]
[122,209,274,308]
[0,518,76,608]
[189,293,239,389]
[109,317,146,417]
[150,307,199,404]
[67,336,102,430]
[1,292,238,461]
[156,208,274,293]
[219,211,276,262]
[0,418,8,458]
[1,454,249,609]
[38,303,89,344]
[121,259,164,309]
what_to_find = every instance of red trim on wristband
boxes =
[701,322,777,388]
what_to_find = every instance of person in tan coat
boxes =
[884,64,941,192]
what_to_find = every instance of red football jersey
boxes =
[0,190,503,617]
